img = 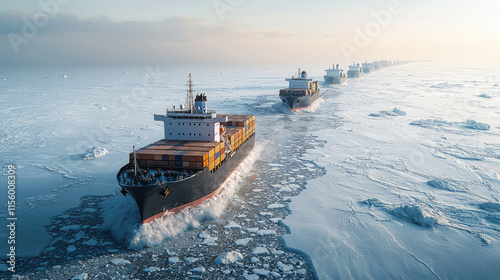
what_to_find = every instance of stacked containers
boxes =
[130,114,254,172]
[130,140,224,172]
[219,114,255,152]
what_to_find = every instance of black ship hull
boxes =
[279,91,320,112]
[119,134,255,223]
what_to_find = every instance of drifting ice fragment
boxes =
[71,273,88,280]
[83,147,108,160]
[215,251,243,264]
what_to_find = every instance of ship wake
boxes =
[100,145,263,249]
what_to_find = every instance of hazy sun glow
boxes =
[1,0,499,66]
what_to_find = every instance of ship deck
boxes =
[117,166,202,187]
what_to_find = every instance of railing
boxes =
[166,108,216,114]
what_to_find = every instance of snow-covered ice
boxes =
[110,258,130,266]
[252,246,269,255]
[2,63,499,279]
[214,251,243,264]
[82,147,108,160]
[235,238,252,246]
[143,267,160,272]
[282,62,500,280]
[168,256,180,263]
[257,229,277,235]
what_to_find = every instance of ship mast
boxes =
[297,67,301,78]
[133,145,138,177]
[186,73,195,113]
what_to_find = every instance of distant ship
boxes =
[380,60,392,68]
[324,64,346,84]
[117,74,255,223]
[362,61,374,73]
[279,68,320,111]
[372,61,380,70]
[347,63,363,78]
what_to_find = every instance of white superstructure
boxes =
[348,64,362,72]
[325,64,344,78]
[154,74,227,142]
[286,68,314,89]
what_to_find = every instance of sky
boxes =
[1,0,499,67]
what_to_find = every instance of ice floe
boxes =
[214,251,243,264]
[370,107,406,117]
[143,267,160,272]
[410,119,490,131]
[235,238,252,246]
[252,246,269,255]
[71,273,88,280]
[392,204,448,227]
[82,146,108,160]
[109,258,130,266]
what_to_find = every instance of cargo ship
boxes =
[279,68,320,111]
[347,63,363,78]
[362,61,374,73]
[116,74,255,223]
[324,64,346,84]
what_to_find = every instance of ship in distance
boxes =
[116,74,255,223]
[279,68,320,111]
[362,61,374,73]
[347,62,363,78]
[324,64,346,84]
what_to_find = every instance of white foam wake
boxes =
[100,144,262,249]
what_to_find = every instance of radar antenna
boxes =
[186,73,195,112]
